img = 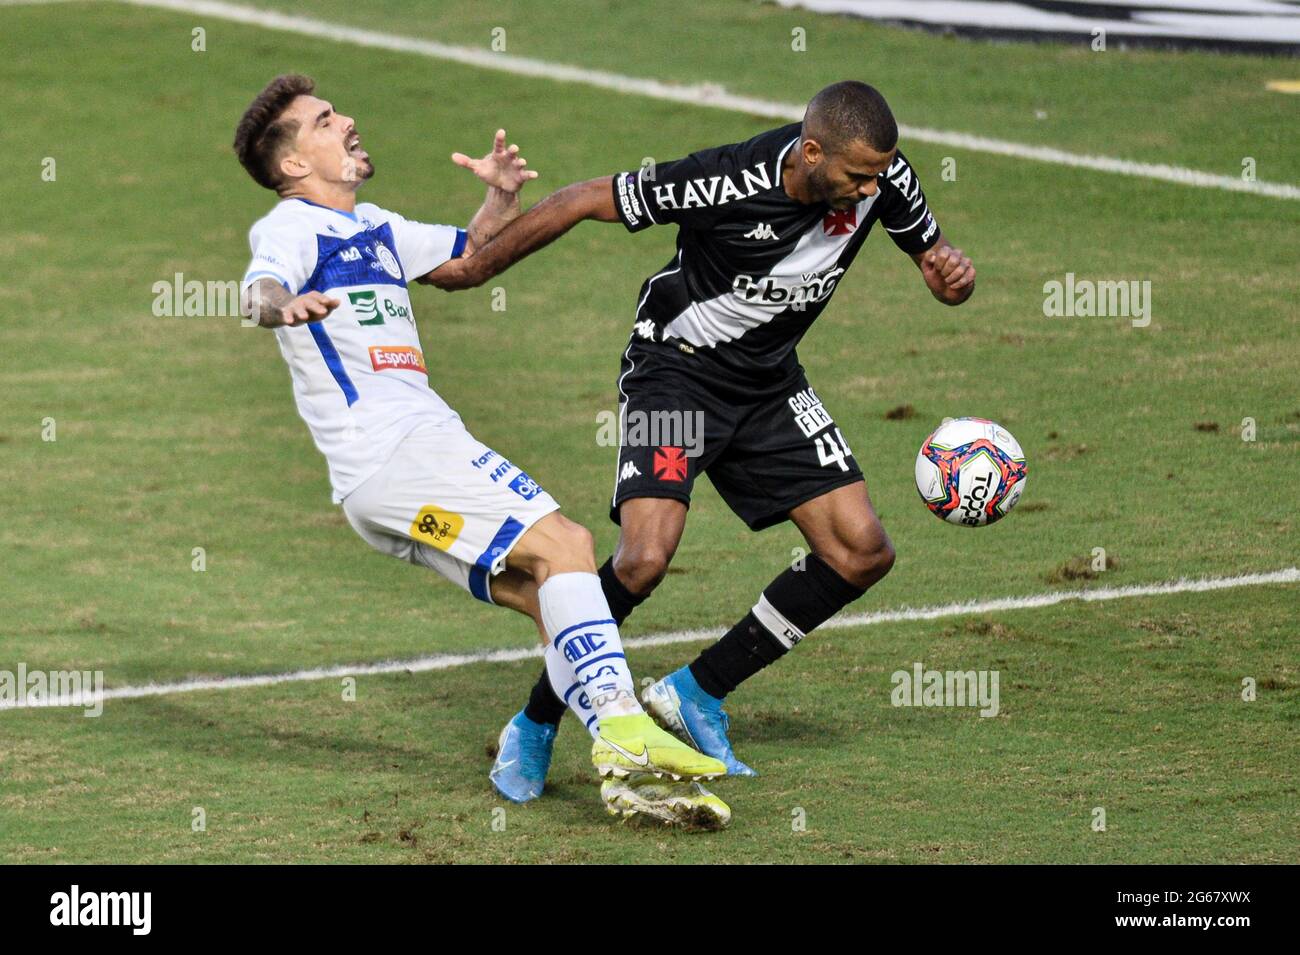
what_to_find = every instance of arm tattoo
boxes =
[242,278,293,328]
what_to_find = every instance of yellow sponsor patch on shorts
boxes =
[410,504,464,551]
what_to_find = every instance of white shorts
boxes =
[341,420,561,603]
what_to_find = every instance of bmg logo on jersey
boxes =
[733,267,845,307]
[508,472,543,500]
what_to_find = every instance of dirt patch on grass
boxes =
[1043,442,1089,460]
[1047,553,1121,583]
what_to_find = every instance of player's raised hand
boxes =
[279,291,340,327]
[451,129,538,194]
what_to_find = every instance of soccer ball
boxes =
[914,417,1027,526]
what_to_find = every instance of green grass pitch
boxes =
[0,0,1296,862]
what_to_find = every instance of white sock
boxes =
[538,571,642,735]
[544,642,601,738]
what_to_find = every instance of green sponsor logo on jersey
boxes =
[349,290,384,326]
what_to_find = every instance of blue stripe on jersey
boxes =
[299,222,407,295]
[307,321,359,407]
[243,270,291,291]
[450,228,468,259]
[468,516,526,603]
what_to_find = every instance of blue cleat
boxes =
[641,666,757,777]
[489,710,557,803]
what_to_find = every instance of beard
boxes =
[808,164,852,208]
[342,152,374,183]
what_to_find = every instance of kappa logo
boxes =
[338,246,363,263]
[633,319,656,340]
[618,460,642,483]
[823,208,857,236]
[653,446,688,482]
[743,222,779,240]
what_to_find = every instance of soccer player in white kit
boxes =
[232,75,728,828]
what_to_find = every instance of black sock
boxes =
[689,555,869,699]
[764,553,868,633]
[598,556,645,626]
[523,667,566,726]
[522,558,648,728]
[690,611,788,699]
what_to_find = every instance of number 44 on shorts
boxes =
[815,428,853,472]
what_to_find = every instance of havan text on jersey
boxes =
[612,123,941,376]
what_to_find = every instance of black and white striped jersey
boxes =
[612,123,940,378]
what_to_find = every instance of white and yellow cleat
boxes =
[592,713,727,781]
[601,774,732,831]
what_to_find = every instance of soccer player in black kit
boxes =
[430,81,976,802]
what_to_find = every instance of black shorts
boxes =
[610,341,864,531]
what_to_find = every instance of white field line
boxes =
[2,567,1296,710]
[101,0,1300,200]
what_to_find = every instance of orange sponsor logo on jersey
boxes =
[368,345,427,374]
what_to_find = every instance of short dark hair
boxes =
[233,74,316,191]
[803,81,898,154]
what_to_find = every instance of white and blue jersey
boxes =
[241,197,468,502]
[242,196,560,604]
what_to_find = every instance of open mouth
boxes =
[346,134,368,159]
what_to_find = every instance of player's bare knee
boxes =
[612,544,671,596]
[866,536,897,579]
[539,516,596,577]
[556,519,596,566]
[819,534,894,589]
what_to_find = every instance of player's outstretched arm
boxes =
[913,237,975,306]
[421,176,619,291]
[241,278,340,328]
[452,128,538,255]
